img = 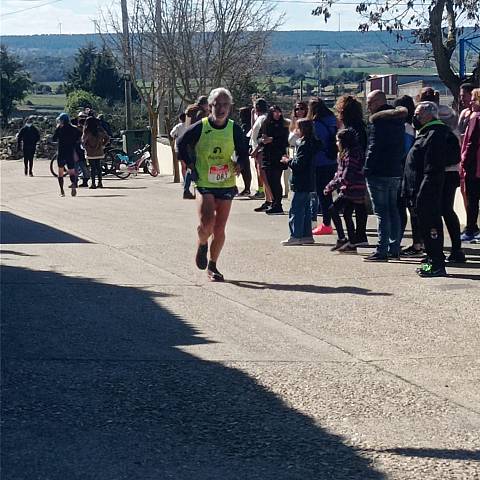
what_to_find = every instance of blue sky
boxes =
[1,0,363,35]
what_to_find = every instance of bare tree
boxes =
[313,0,480,102]
[153,0,282,104]
[101,0,170,174]
[100,0,281,179]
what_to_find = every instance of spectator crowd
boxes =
[171,83,480,278]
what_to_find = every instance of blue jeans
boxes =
[184,169,192,193]
[367,176,401,256]
[289,191,312,238]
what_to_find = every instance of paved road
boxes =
[1,158,479,479]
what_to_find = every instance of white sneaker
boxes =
[281,237,304,246]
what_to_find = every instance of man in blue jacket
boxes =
[364,90,407,261]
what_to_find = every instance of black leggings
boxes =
[465,175,480,234]
[90,159,103,185]
[399,194,423,245]
[241,161,252,192]
[442,171,462,251]
[264,167,283,208]
[329,196,368,243]
[23,148,35,174]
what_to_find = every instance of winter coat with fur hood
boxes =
[365,105,408,178]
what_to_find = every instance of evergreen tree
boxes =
[65,44,124,103]
[0,45,32,126]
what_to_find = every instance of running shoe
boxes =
[447,250,467,263]
[207,262,224,282]
[237,189,251,197]
[252,191,265,200]
[460,231,478,242]
[364,252,388,262]
[330,238,348,251]
[281,237,304,246]
[183,191,195,199]
[195,243,208,270]
[401,245,424,257]
[265,206,284,215]
[312,224,333,235]
[416,263,447,278]
[352,240,369,247]
[254,202,271,212]
[338,242,357,254]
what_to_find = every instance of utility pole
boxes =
[121,0,133,130]
[308,44,327,97]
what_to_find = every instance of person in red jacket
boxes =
[460,88,480,242]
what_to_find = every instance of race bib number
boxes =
[208,164,231,183]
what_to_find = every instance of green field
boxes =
[18,94,66,114]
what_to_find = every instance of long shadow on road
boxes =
[1,264,384,480]
[228,280,392,296]
[1,212,90,244]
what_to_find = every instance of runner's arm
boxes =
[176,122,202,165]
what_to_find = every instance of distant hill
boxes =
[4,29,474,81]
[1,30,424,57]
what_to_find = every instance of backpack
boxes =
[317,119,338,161]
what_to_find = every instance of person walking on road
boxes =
[52,113,81,197]
[17,116,40,177]
[177,88,249,282]
[82,117,109,189]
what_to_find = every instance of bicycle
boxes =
[49,152,86,179]
[50,138,123,178]
[106,144,157,179]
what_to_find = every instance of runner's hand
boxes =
[234,163,242,175]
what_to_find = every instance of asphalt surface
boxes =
[1,158,479,479]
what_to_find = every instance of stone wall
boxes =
[1,116,57,160]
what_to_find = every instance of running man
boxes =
[52,113,81,197]
[177,88,249,281]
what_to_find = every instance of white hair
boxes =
[417,101,439,119]
[208,87,233,105]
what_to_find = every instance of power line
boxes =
[1,0,62,18]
